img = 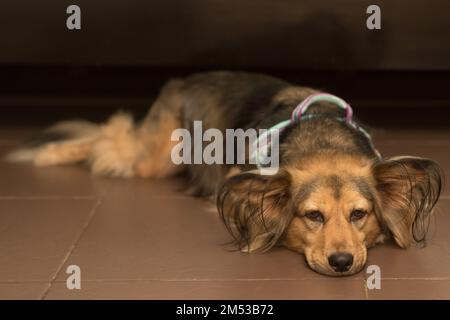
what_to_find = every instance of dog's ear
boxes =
[217,170,292,253]
[373,156,443,248]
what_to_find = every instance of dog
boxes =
[6,71,443,276]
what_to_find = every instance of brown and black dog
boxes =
[7,71,443,276]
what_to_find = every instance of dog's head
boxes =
[218,153,443,276]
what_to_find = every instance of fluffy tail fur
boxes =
[6,112,146,178]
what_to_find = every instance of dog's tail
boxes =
[5,112,146,178]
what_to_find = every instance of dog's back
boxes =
[162,71,378,195]
[6,71,377,195]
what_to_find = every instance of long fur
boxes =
[6,112,145,178]
[5,71,445,275]
[373,156,444,247]
[218,171,293,252]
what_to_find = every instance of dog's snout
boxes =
[328,252,353,272]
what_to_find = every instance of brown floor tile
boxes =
[50,146,450,285]
[87,174,189,200]
[54,194,357,282]
[0,283,49,300]
[0,145,99,197]
[45,279,366,300]
[0,146,186,198]
[366,243,450,279]
[0,199,97,281]
[367,280,450,300]
[1,126,449,299]
[364,200,450,279]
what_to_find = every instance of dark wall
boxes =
[1,0,449,70]
[1,1,449,127]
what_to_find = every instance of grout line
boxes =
[42,278,366,283]
[35,277,450,283]
[363,279,369,300]
[0,278,362,284]
[4,276,450,284]
[39,198,102,300]
[2,277,450,285]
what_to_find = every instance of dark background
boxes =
[0,0,449,126]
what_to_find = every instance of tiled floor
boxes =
[0,126,449,300]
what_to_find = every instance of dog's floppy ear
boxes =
[373,156,443,248]
[217,170,292,253]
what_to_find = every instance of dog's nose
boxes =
[328,252,353,272]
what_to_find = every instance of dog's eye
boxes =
[350,209,367,222]
[304,210,324,223]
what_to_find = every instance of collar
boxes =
[251,93,382,170]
